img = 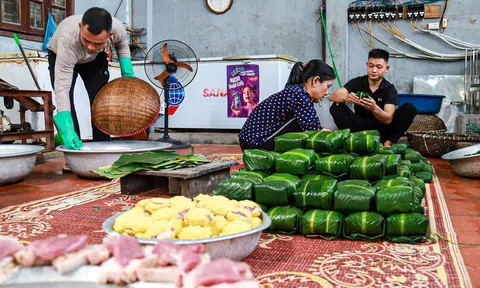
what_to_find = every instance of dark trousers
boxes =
[239,118,301,151]
[330,102,416,143]
[48,50,110,141]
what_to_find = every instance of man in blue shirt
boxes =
[329,49,416,146]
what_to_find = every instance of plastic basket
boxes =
[398,94,445,114]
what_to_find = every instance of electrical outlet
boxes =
[348,7,355,22]
[359,7,367,21]
[397,5,404,19]
[442,18,448,28]
[427,22,440,30]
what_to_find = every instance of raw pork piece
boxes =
[97,258,144,285]
[103,234,144,266]
[0,237,24,260]
[14,248,50,267]
[31,235,88,261]
[183,258,256,288]
[51,250,89,274]
[84,244,111,265]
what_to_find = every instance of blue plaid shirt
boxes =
[238,84,322,147]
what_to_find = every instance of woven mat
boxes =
[0,155,472,288]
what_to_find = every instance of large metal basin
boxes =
[102,211,272,261]
[56,141,172,179]
[442,143,480,178]
[0,144,45,185]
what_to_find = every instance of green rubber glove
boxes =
[53,111,83,150]
[119,57,135,77]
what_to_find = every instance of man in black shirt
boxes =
[329,49,416,146]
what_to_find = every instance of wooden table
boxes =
[0,89,55,151]
[120,161,239,198]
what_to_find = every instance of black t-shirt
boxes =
[343,75,398,119]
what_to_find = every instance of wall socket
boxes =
[427,22,440,30]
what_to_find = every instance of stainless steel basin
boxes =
[56,141,172,179]
[0,144,45,185]
[442,143,480,178]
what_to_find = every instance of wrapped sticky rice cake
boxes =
[343,212,385,241]
[276,148,316,175]
[243,149,279,171]
[299,209,344,240]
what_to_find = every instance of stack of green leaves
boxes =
[94,150,211,179]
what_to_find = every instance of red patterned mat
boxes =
[0,161,472,287]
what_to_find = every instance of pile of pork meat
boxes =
[0,234,260,287]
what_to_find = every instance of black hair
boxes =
[368,48,389,63]
[286,60,336,87]
[82,7,112,35]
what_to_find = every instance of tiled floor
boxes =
[0,145,478,286]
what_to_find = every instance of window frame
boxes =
[0,0,74,42]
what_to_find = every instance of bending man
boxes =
[48,7,135,150]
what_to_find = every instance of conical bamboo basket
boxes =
[92,77,161,137]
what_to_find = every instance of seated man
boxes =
[329,48,416,146]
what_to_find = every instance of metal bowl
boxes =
[102,211,272,261]
[0,144,45,185]
[56,141,172,179]
[442,143,480,178]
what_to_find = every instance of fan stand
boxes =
[155,76,191,149]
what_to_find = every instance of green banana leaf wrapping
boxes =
[415,172,433,183]
[243,149,279,171]
[422,162,433,173]
[255,180,294,207]
[293,179,338,209]
[264,173,302,189]
[391,143,408,155]
[299,210,344,240]
[376,186,415,215]
[337,179,372,188]
[399,160,412,168]
[386,213,430,243]
[267,206,304,234]
[255,173,301,206]
[404,150,422,163]
[397,165,411,178]
[385,154,402,175]
[349,156,385,180]
[213,178,260,200]
[413,186,425,203]
[230,171,270,181]
[302,174,334,182]
[333,185,376,215]
[412,205,425,214]
[374,177,411,190]
[274,132,309,153]
[410,178,426,193]
[327,129,350,150]
[305,130,333,153]
[315,154,353,176]
[411,162,425,173]
[276,148,317,175]
[355,130,380,137]
[343,212,385,240]
[345,134,380,156]
[377,146,395,154]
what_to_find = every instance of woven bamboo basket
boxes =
[92,77,160,137]
[406,130,480,158]
[407,114,447,133]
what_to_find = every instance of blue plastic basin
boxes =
[397,94,445,114]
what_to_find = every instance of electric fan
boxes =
[144,39,198,149]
